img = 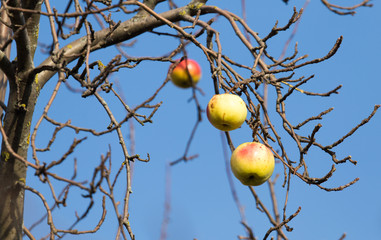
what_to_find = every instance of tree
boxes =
[0,0,378,239]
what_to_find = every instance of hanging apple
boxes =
[169,59,201,88]
[206,93,247,131]
[230,142,275,186]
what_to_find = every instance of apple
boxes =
[169,59,201,88]
[230,142,275,186]
[206,94,247,131]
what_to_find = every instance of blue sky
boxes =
[19,0,381,239]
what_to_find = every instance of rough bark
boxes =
[0,0,41,239]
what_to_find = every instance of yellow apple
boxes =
[206,94,247,131]
[230,142,275,186]
[169,59,201,88]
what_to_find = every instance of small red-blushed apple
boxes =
[206,94,247,131]
[169,59,201,88]
[230,142,275,186]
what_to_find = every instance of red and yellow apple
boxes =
[206,94,247,131]
[169,59,201,88]
[230,142,275,186]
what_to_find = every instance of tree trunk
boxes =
[0,77,39,239]
[0,0,41,238]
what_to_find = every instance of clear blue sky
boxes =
[20,1,380,239]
